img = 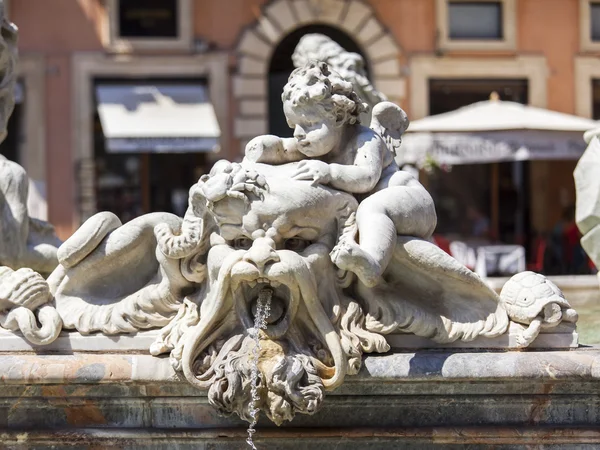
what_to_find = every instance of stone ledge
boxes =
[2,427,600,448]
[1,349,599,385]
[0,323,578,353]
[2,350,600,447]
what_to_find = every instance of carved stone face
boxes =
[284,101,342,158]
[223,185,337,332]
[207,176,346,338]
[180,172,370,424]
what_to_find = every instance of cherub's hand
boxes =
[292,160,331,185]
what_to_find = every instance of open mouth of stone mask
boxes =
[235,280,295,339]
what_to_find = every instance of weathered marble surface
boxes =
[1,349,600,448]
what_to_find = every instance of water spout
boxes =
[246,287,272,449]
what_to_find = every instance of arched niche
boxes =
[234,0,405,153]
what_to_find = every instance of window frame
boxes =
[72,52,230,224]
[409,55,548,119]
[575,56,600,118]
[580,0,600,52]
[436,0,517,52]
[103,0,193,53]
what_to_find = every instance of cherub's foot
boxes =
[330,239,382,287]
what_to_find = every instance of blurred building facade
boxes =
[4,0,600,271]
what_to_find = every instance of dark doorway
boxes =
[0,103,22,163]
[268,25,365,137]
[0,82,24,163]
[593,79,600,120]
[429,78,528,116]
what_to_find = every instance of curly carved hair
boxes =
[282,61,367,126]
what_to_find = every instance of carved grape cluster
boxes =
[196,161,268,208]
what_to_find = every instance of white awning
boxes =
[408,99,599,133]
[402,99,600,165]
[401,130,589,166]
[95,84,221,153]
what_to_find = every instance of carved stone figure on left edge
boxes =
[0,10,61,275]
[0,2,62,344]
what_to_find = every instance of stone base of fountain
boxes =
[2,345,599,448]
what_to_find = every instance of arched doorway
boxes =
[268,25,366,137]
[234,0,404,154]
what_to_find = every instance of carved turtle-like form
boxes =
[499,271,578,348]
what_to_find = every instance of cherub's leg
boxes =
[331,199,395,287]
[331,183,437,287]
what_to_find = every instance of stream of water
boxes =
[246,287,272,450]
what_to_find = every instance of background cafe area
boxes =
[401,97,599,278]
[93,82,221,223]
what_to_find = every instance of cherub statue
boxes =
[244,61,436,286]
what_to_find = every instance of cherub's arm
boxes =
[243,135,306,165]
[328,133,384,194]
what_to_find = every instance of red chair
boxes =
[527,236,547,272]
[433,234,451,255]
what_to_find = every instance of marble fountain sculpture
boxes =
[0,14,591,447]
[1,45,581,431]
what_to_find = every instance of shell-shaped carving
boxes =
[499,271,571,324]
[0,266,51,311]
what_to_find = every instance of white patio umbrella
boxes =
[400,95,600,167]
